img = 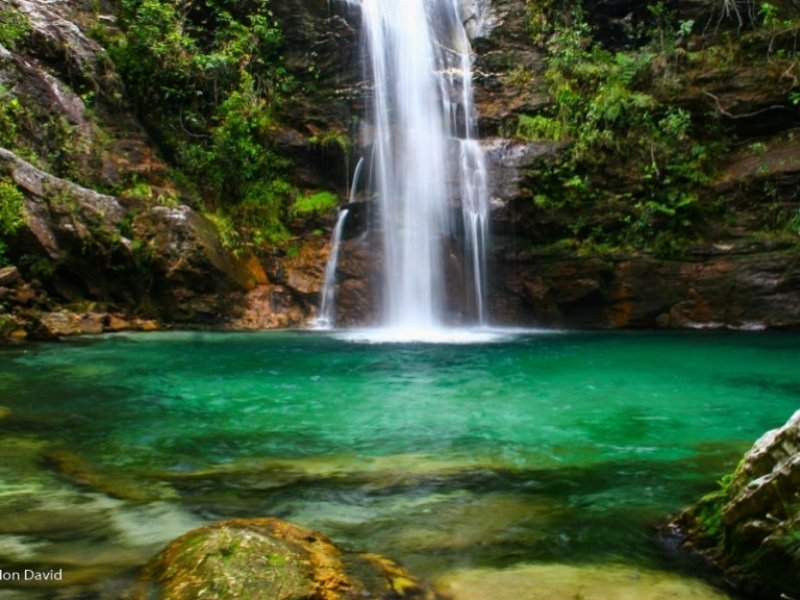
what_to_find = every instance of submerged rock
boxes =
[44,448,177,503]
[434,563,730,600]
[0,434,203,592]
[669,410,800,598]
[135,517,438,600]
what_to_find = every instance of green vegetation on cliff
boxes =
[519,0,800,253]
[0,178,25,266]
[0,4,29,50]
[108,0,311,244]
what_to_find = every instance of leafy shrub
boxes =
[0,7,30,50]
[518,0,724,251]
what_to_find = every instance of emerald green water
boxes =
[0,330,798,596]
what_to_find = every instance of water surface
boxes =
[0,330,797,597]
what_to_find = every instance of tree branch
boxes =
[703,91,786,119]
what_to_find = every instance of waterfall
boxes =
[315,208,350,329]
[364,0,490,329]
[329,0,490,331]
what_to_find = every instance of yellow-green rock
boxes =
[136,517,439,600]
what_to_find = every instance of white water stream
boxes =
[322,0,490,334]
[315,208,350,328]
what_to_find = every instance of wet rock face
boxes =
[481,137,567,204]
[135,518,438,600]
[489,243,800,329]
[271,0,363,194]
[332,229,382,327]
[467,0,550,136]
[670,410,800,598]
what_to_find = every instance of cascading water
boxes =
[365,0,490,330]
[315,208,350,328]
[324,0,490,333]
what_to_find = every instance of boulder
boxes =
[132,205,257,323]
[0,148,272,332]
[8,0,118,94]
[33,310,105,337]
[0,266,21,287]
[668,410,800,599]
[134,518,438,600]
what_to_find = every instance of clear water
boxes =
[0,330,798,596]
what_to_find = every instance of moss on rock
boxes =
[135,517,439,600]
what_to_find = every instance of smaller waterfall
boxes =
[349,157,365,205]
[316,208,350,329]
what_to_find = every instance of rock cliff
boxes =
[1,0,799,337]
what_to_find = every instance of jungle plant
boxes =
[111,0,297,244]
[519,1,722,252]
[0,6,30,50]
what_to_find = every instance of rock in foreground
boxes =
[669,410,800,599]
[135,517,438,600]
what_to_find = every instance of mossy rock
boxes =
[671,410,800,598]
[134,517,438,600]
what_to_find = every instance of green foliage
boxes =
[226,179,293,245]
[0,6,30,50]
[502,65,535,88]
[0,86,35,162]
[204,211,240,250]
[775,525,800,561]
[110,0,297,245]
[516,114,567,141]
[28,256,54,278]
[120,180,154,200]
[519,1,725,252]
[0,180,25,233]
[760,1,780,27]
[785,208,800,235]
[291,191,338,217]
[309,130,349,154]
[0,179,26,266]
